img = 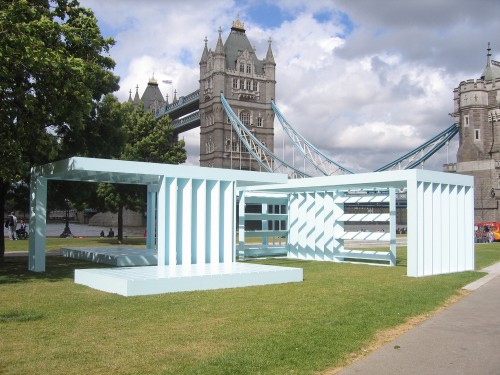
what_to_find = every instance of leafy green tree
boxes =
[0,0,118,259]
[46,94,127,229]
[97,103,187,242]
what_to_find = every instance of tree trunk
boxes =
[118,202,124,243]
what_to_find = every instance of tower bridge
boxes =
[130,18,499,180]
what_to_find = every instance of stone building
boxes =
[445,44,500,222]
[129,75,167,115]
[198,18,276,169]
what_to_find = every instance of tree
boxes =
[0,0,119,259]
[97,103,187,242]
[46,93,127,229]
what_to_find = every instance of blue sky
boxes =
[80,0,500,172]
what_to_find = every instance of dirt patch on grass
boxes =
[319,289,471,375]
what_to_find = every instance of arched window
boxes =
[246,64,251,74]
[240,111,250,127]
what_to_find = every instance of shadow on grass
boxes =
[0,255,114,285]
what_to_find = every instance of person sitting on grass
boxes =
[107,228,114,238]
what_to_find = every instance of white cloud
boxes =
[79,0,499,173]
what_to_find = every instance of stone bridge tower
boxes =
[447,44,500,221]
[198,18,276,169]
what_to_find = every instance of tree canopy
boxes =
[97,103,187,241]
[0,0,119,258]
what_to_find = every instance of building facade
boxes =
[198,18,276,169]
[446,44,500,221]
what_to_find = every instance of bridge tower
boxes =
[199,18,276,169]
[129,75,166,116]
[447,44,500,221]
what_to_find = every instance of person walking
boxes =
[6,212,17,240]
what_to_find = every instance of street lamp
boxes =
[60,198,72,238]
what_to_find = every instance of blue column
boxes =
[28,174,47,272]
[146,184,158,250]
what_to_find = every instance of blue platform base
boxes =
[61,246,157,266]
[74,263,303,296]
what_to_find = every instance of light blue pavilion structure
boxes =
[28,157,474,296]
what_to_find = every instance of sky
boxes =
[79,0,500,173]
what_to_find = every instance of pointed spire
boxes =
[128,89,132,103]
[133,84,140,104]
[173,89,178,103]
[265,37,275,64]
[231,13,245,32]
[215,27,224,55]
[480,42,500,81]
[165,94,169,106]
[487,42,492,67]
[148,73,158,86]
[200,36,209,64]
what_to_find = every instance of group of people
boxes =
[475,229,495,243]
[4,212,28,240]
[100,228,115,238]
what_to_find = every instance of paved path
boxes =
[337,262,500,375]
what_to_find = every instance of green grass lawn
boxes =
[1,241,499,375]
[4,236,147,252]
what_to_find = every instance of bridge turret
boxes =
[199,17,276,170]
[264,37,276,101]
[133,85,140,108]
[214,27,225,72]
[199,36,208,77]
[450,43,500,222]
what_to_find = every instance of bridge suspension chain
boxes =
[220,94,310,178]
[374,124,459,171]
[272,101,353,176]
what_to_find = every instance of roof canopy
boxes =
[32,157,287,187]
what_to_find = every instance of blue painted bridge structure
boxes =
[159,89,459,176]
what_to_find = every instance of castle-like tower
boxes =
[447,44,500,221]
[129,75,167,115]
[198,18,276,169]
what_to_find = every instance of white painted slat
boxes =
[339,195,390,204]
[288,193,299,258]
[323,192,335,261]
[181,179,192,266]
[314,192,325,260]
[222,181,234,264]
[168,177,178,266]
[432,183,442,274]
[340,231,390,241]
[209,180,220,263]
[457,185,466,271]
[195,180,206,265]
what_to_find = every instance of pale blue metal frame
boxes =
[28,157,286,272]
[239,169,474,277]
[29,158,474,283]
